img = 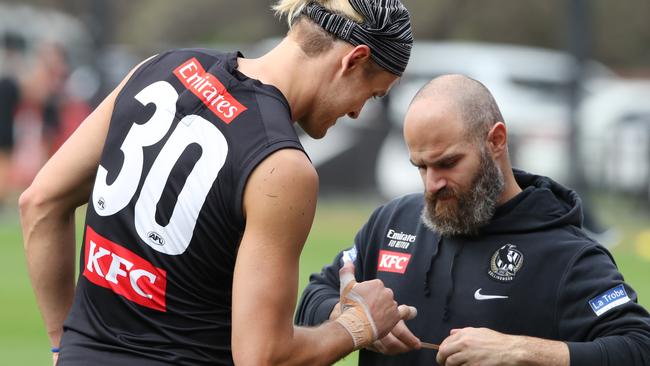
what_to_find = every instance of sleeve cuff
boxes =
[314,297,339,324]
[567,341,603,366]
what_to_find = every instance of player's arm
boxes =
[19,58,150,352]
[232,148,401,366]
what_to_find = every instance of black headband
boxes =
[302,0,413,76]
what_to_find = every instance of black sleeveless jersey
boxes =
[59,49,304,365]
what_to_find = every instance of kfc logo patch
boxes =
[378,250,412,274]
[174,58,247,124]
[83,226,167,311]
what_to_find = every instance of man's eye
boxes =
[438,160,457,169]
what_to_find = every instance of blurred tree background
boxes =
[1,2,649,365]
[2,0,648,71]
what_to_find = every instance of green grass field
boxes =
[2,194,649,365]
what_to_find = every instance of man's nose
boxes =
[425,168,446,194]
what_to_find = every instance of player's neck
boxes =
[237,38,327,122]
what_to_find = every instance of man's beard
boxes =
[421,147,505,236]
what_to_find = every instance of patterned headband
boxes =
[302,0,413,76]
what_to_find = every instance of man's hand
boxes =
[334,261,419,351]
[335,261,402,349]
[367,316,421,355]
[330,304,420,354]
[436,327,569,366]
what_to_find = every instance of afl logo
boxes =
[488,244,523,282]
[147,231,165,246]
[97,197,106,210]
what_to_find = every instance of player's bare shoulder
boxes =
[243,148,317,217]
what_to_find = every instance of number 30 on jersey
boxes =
[91,81,228,255]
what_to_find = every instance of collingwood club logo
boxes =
[488,244,523,282]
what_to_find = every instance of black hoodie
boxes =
[295,170,650,365]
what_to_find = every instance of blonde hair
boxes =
[273,0,364,27]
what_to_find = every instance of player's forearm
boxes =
[289,322,355,365]
[20,190,77,347]
[233,321,354,366]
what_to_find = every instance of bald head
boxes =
[404,75,519,235]
[410,74,504,142]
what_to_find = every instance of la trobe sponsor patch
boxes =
[589,284,630,316]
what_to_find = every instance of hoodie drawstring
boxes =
[442,242,464,321]
[424,235,442,297]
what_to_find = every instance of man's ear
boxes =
[341,45,371,75]
[487,122,508,158]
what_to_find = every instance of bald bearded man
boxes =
[296,74,650,366]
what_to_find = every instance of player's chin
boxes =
[302,123,330,139]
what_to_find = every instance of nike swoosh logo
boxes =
[474,288,509,300]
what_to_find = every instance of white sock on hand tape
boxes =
[336,280,378,349]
